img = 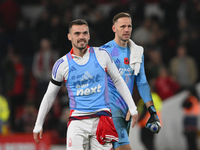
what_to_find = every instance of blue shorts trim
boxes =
[112,117,131,149]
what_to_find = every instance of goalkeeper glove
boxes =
[146,105,161,133]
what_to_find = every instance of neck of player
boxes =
[114,37,128,48]
[73,47,88,57]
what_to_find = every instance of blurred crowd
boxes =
[0,0,200,145]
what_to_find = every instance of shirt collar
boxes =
[70,45,90,58]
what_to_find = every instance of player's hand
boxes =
[125,110,138,127]
[131,114,138,128]
[146,114,161,133]
[125,110,131,121]
[33,128,43,144]
[146,105,161,133]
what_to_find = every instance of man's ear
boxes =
[68,33,71,41]
[112,25,116,33]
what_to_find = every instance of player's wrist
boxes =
[130,109,138,116]
[148,105,157,115]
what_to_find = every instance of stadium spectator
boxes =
[155,66,180,100]
[0,0,20,34]
[32,38,59,103]
[15,102,37,133]
[182,88,200,150]
[1,46,25,132]
[33,9,51,43]
[186,27,200,79]
[145,49,164,81]
[169,44,198,90]
[131,17,152,47]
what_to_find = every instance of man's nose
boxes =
[79,33,85,38]
[124,27,129,31]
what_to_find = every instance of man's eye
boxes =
[83,32,88,35]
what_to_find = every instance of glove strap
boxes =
[148,105,156,115]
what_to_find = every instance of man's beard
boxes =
[73,44,87,51]
[121,38,129,43]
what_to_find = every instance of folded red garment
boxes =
[96,115,118,145]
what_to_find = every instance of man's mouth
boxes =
[123,34,130,37]
[78,40,86,44]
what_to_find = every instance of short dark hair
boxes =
[113,12,131,24]
[69,19,88,32]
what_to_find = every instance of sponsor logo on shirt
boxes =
[71,71,102,96]
[72,72,100,88]
[76,84,102,96]
[118,68,133,76]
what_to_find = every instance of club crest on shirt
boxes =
[68,138,72,147]
[120,129,125,138]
